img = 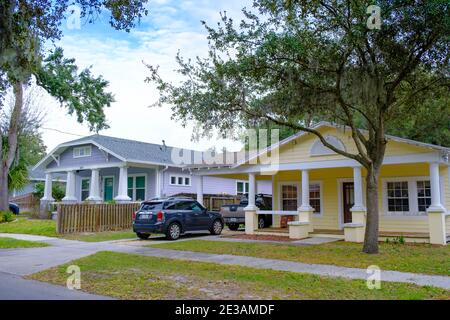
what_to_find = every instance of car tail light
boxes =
[157,211,164,222]
[132,211,138,220]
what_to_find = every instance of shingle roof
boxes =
[64,134,193,165]
[29,166,66,181]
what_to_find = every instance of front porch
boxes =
[41,164,161,204]
[198,162,449,245]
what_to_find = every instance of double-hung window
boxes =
[386,181,409,214]
[128,175,146,201]
[416,180,431,212]
[236,181,249,194]
[73,146,92,158]
[81,178,90,201]
[309,183,321,214]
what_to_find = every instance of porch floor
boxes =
[255,227,430,240]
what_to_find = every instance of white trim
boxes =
[309,180,324,216]
[194,153,441,176]
[45,162,124,173]
[73,145,92,158]
[80,177,90,201]
[127,173,147,201]
[278,181,301,212]
[381,176,446,216]
[169,174,192,186]
[236,180,249,195]
[258,210,298,216]
[102,175,115,201]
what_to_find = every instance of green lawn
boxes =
[151,240,450,276]
[0,237,49,248]
[0,218,136,242]
[29,251,449,300]
[0,218,57,237]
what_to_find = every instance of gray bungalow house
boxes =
[33,135,271,205]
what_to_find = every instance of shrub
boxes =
[0,211,14,224]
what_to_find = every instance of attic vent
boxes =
[310,135,346,156]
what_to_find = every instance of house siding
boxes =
[161,167,272,197]
[47,144,122,169]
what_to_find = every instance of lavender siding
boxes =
[47,144,122,169]
[161,167,272,197]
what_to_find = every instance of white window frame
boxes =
[308,181,323,216]
[80,177,90,201]
[127,174,147,201]
[382,176,445,218]
[169,174,192,186]
[278,182,301,211]
[73,146,92,158]
[236,180,250,195]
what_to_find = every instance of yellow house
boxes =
[194,122,450,245]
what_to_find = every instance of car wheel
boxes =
[210,219,223,235]
[136,232,150,240]
[166,222,181,240]
[227,223,239,231]
[258,217,265,229]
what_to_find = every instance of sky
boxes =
[38,0,253,152]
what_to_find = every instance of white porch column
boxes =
[86,169,102,202]
[298,170,313,232]
[299,170,312,210]
[114,166,131,202]
[428,162,444,211]
[427,162,446,245]
[351,166,366,212]
[62,171,77,203]
[345,166,366,242]
[41,173,54,201]
[155,168,162,198]
[244,173,258,234]
[196,175,204,205]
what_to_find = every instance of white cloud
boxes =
[40,0,253,153]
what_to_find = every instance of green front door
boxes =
[104,177,114,201]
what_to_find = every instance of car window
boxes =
[174,201,194,210]
[140,202,163,211]
[190,202,204,212]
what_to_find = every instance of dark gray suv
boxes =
[132,197,224,240]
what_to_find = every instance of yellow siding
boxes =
[259,125,434,165]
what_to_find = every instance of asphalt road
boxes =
[0,271,112,300]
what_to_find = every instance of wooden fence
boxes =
[57,203,140,234]
[10,193,39,211]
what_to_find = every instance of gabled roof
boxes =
[34,134,199,170]
[233,121,450,168]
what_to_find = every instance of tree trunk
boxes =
[363,166,381,254]
[0,165,8,212]
[0,80,23,211]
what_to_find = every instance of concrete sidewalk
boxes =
[1,233,449,291]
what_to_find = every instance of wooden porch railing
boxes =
[57,203,140,234]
